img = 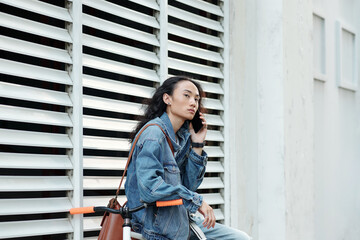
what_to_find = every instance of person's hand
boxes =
[198,200,216,229]
[189,112,207,143]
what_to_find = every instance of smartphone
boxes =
[191,111,203,133]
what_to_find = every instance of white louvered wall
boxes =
[167,0,226,221]
[0,0,227,239]
[0,0,82,239]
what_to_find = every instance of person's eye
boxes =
[184,94,190,98]
[195,98,199,102]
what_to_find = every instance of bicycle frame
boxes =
[70,199,183,240]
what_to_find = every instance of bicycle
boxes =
[70,199,183,240]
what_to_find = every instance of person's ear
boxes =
[163,93,172,105]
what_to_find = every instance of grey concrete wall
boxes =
[313,0,360,239]
[228,0,360,239]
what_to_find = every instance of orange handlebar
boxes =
[70,206,95,215]
[156,199,183,207]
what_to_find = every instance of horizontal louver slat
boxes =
[0,153,72,169]
[168,41,224,64]
[203,193,225,205]
[0,176,73,191]
[204,114,224,126]
[0,104,73,127]
[83,176,123,190]
[83,136,130,151]
[83,34,160,64]
[206,161,224,173]
[83,195,127,206]
[83,95,143,115]
[168,23,223,48]
[83,0,159,29]
[1,0,72,22]
[0,59,72,85]
[82,14,159,47]
[202,98,224,110]
[83,54,159,82]
[205,130,224,142]
[128,0,159,10]
[175,0,223,16]
[0,12,72,43]
[203,146,224,158]
[0,129,72,148]
[83,74,154,98]
[83,156,127,170]
[0,35,72,64]
[83,115,137,132]
[0,197,72,215]
[200,177,224,189]
[168,58,224,79]
[195,80,224,95]
[168,6,223,32]
[0,219,73,239]
[0,82,72,106]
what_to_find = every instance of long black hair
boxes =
[130,76,204,142]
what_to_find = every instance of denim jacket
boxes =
[124,112,208,240]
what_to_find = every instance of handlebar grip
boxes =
[156,199,183,207]
[70,206,95,215]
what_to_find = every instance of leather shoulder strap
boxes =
[115,123,174,197]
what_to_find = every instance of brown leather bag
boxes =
[98,124,174,240]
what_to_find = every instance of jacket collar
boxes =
[159,112,190,152]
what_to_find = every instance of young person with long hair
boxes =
[125,76,251,240]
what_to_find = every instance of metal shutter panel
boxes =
[167,0,226,221]
[81,0,160,236]
[0,0,82,239]
[0,0,229,238]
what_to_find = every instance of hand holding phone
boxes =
[191,110,204,133]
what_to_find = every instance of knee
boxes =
[234,230,252,240]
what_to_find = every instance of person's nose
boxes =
[190,98,196,107]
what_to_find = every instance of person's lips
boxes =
[188,109,195,114]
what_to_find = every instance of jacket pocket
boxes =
[163,163,180,186]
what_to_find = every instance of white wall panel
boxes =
[0,12,72,42]
[0,197,72,215]
[0,104,73,127]
[83,34,160,64]
[0,219,73,239]
[0,35,72,63]
[84,0,160,29]
[82,14,159,46]
[168,23,224,48]
[0,1,78,238]
[0,0,229,238]
[83,54,159,82]
[1,0,72,21]
[0,59,72,85]
[0,153,72,169]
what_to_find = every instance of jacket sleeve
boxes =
[180,148,208,192]
[135,139,202,214]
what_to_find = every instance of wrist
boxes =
[191,141,205,148]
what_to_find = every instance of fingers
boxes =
[189,122,194,132]
[199,112,207,127]
[202,208,216,229]
[198,200,215,229]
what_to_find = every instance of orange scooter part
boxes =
[70,206,95,215]
[156,199,183,207]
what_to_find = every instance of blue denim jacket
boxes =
[125,112,207,240]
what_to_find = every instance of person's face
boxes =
[164,80,200,121]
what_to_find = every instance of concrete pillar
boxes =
[229,0,315,240]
